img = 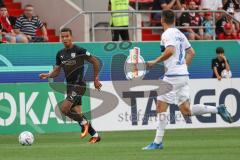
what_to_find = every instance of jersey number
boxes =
[177,43,184,65]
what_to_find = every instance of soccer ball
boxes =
[18,131,34,146]
[221,69,232,78]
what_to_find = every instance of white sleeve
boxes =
[184,35,191,50]
[161,32,176,48]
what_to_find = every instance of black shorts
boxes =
[66,83,86,106]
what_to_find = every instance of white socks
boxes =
[154,112,169,144]
[93,133,99,137]
[190,104,218,116]
[153,104,218,144]
[80,119,88,125]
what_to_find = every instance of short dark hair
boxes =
[0,5,7,9]
[24,4,34,9]
[61,28,72,35]
[161,10,175,25]
[216,47,224,54]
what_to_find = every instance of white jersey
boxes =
[160,28,191,76]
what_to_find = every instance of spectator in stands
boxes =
[108,0,129,41]
[179,0,203,40]
[151,0,182,21]
[181,0,201,9]
[14,4,48,43]
[223,0,240,22]
[218,22,238,39]
[212,47,231,81]
[200,0,223,10]
[202,12,214,40]
[0,5,27,43]
[215,12,228,35]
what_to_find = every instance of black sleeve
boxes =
[109,0,111,5]
[77,47,87,55]
[77,47,92,59]
[56,52,61,66]
[212,59,217,69]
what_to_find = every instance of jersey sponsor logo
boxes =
[61,60,76,66]
[72,91,77,97]
[71,53,76,58]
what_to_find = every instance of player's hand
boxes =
[146,60,156,68]
[39,73,49,80]
[94,79,102,91]
[219,54,227,61]
[217,76,222,81]
[222,55,227,61]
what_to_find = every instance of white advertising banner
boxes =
[90,78,240,131]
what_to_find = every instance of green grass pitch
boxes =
[0,127,240,160]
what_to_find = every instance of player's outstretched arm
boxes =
[86,56,102,91]
[39,66,61,80]
[213,67,222,81]
[185,48,195,65]
[147,46,175,67]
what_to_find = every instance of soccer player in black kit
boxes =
[39,28,102,144]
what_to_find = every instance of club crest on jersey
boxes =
[72,91,77,96]
[71,53,76,58]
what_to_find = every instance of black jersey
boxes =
[56,45,91,84]
[211,58,229,78]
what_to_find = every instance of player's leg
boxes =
[154,101,169,144]
[61,100,88,124]
[179,100,217,116]
[179,101,233,123]
[142,100,169,150]
[71,106,101,143]
[63,83,97,139]
[143,76,175,150]
[61,99,90,138]
[71,105,89,137]
[177,77,233,123]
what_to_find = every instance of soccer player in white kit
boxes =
[143,10,233,150]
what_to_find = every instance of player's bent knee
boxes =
[180,106,191,116]
[61,106,71,115]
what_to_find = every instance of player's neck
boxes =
[163,24,175,31]
[65,43,74,49]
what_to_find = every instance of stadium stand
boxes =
[3,0,59,42]
[1,0,239,42]
[129,0,240,41]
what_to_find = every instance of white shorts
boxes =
[157,76,190,106]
